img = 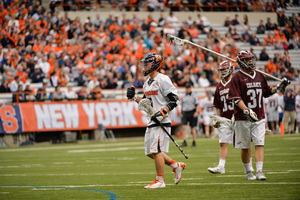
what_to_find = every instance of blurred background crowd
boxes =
[0,0,299,102]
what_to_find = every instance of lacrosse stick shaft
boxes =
[152,118,189,159]
[167,34,283,82]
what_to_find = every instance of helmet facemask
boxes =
[140,53,163,76]
[236,50,256,71]
[218,60,234,80]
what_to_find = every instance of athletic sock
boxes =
[156,174,164,182]
[169,159,178,169]
[249,157,253,169]
[243,162,252,172]
[219,158,226,168]
[256,161,263,172]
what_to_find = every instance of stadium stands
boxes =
[0,1,299,105]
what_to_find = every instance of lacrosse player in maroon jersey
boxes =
[126,53,186,189]
[229,50,289,180]
[208,61,254,174]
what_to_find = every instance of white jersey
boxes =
[143,73,178,125]
[200,97,215,116]
[265,93,279,113]
[277,94,284,113]
[296,94,300,114]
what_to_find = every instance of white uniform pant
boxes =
[144,125,170,155]
[234,119,266,149]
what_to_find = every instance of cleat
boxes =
[208,166,225,174]
[172,162,186,184]
[144,180,166,189]
[256,171,267,181]
[191,141,196,147]
[245,171,256,180]
[180,141,187,147]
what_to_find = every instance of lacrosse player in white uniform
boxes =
[126,53,186,189]
[264,93,280,133]
[295,89,300,133]
[208,61,253,174]
[200,90,216,138]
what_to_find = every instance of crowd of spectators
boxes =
[0,0,299,103]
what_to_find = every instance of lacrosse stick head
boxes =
[138,98,155,116]
[167,34,185,47]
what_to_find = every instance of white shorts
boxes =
[218,121,233,144]
[296,112,300,123]
[203,115,212,126]
[234,119,266,149]
[267,111,279,122]
[144,126,170,155]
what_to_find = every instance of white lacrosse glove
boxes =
[151,108,168,123]
[243,108,258,122]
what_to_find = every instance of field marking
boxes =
[1,185,117,200]
[0,192,9,194]
[2,182,299,188]
[31,188,64,191]
[53,162,73,165]
[68,146,144,153]
[186,182,300,185]
[0,141,144,152]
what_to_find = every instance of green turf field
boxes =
[0,134,300,200]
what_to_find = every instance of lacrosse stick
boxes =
[167,34,289,83]
[138,99,189,159]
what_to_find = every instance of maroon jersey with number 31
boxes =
[229,70,273,120]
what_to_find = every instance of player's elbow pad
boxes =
[167,93,180,111]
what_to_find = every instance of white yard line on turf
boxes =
[68,146,144,153]
[0,142,144,152]
[1,182,300,188]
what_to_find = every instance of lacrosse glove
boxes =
[276,78,290,93]
[212,119,220,128]
[151,108,168,122]
[126,86,135,100]
[243,108,258,122]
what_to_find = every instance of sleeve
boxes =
[228,75,241,101]
[194,93,199,105]
[162,75,178,97]
[261,74,273,98]
[213,85,221,109]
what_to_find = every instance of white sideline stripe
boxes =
[216,175,245,177]
[185,182,300,185]
[2,182,300,188]
[31,188,64,191]
[181,178,203,180]
[68,146,144,153]
[0,142,144,152]
[53,162,73,165]
[267,172,290,174]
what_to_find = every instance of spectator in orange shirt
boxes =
[187,23,199,39]
[15,64,27,84]
[275,29,288,49]
[263,32,275,46]
[266,58,277,74]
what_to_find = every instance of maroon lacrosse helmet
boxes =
[218,60,235,80]
[236,50,256,70]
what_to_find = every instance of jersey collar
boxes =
[221,78,231,87]
[240,70,256,79]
